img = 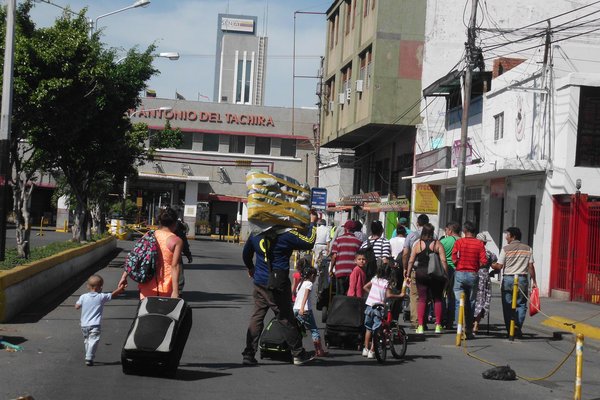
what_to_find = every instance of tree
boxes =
[20,8,158,242]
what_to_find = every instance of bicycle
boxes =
[372,301,408,363]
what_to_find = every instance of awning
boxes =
[198,193,247,203]
[138,172,210,182]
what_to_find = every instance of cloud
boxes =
[30,0,327,107]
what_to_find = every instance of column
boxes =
[183,181,198,239]
[55,195,69,232]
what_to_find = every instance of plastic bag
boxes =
[529,287,541,317]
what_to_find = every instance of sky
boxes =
[28,0,329,108]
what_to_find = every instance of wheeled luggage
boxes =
[324,295,365,348]
[258,317,293,362]
[121,297,192,377]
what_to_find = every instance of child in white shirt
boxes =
[75,274,125,366]
[362,260,404,359]
[294,266,329,357]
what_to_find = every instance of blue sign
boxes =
[310,188,328,211]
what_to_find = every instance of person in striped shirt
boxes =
[360,220,391,259]
[451,221,487,337]
[330,220,363,295]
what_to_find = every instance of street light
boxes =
[91,0,151,35]
[117,52,180,64]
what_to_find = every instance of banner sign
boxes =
[414,184,440,214]
[310,188,328,211]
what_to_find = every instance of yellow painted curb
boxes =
[542,316,600,341]
[0,237,115,290]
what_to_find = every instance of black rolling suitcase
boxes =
[121,297,192,377]
[324,295,365,348]
[258,317,293,362]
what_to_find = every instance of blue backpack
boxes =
[124,230,158,283]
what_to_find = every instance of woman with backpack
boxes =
[119,207,184,299]
[405,223,448,334]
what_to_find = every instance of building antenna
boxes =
[265,0,269,37]
[226,0,230,14]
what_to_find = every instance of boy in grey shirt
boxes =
[75,275,125,366]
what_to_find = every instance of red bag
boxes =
[529,287,541,317]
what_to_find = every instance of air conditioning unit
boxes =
[346,87,352,101]
[356,79,364,92]
[338,93,345,104]
[329,101,335,113]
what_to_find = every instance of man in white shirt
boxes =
[314,219,330,257]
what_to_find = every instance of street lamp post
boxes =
[90,0,151,36]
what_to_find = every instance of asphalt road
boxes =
[2,239,599,400]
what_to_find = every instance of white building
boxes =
[410,0,600,301]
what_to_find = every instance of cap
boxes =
[344,220,356,231]
[399,217,408,224]
[476,232,489,242]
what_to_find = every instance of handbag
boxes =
[427,246,447,281]
[529,287,541,317]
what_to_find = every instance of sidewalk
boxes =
[486,282,600,349]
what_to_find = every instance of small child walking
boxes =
[362,260,403,358]
[294,265,329,357]
[347,250,367,298]
[75,274,125,366]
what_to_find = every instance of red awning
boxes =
[326,205,353,212]
[198,193,247,203]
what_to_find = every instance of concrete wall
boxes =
[0,237,116,322]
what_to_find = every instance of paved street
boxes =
[2,238,600,400]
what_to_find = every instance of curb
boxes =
[0,237,116,322]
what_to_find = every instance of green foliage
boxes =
[109,199,138,219]
[0,241,83,270]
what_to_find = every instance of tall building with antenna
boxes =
[213,14,268,106]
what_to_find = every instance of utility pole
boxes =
[314,56,324,188]
[455,0,479,224]
[0,0,16,261]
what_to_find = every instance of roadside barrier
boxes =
[509,275,519,341]
[456,292,465,346]
[574,334,584,400]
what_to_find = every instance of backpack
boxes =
[124,230,159,283]
[363,239,378,281]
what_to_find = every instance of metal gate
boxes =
[550,193,600,303]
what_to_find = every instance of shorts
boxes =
[364,305,384,331]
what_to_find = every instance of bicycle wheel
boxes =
[390,326,407,359]
[373,327,387,363]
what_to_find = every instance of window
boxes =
[229,135,246,153]
[366,51,372,88]
[329,16,335,49]
[494,112,504,140]
[345,0,351,35]
[235,59,244,103]
[576,86,600,167]
[342,64,352,101]
[202,134,219,152]
[178,133,193,150]
[244,60,252,103]
[364,0,370,17]
[325,78,335,114]
[255,136,271,155]
[359,48,371,90]
[281,139,297,157]
[352,0,357,29]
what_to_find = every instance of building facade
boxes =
[410,0,600,300]
[213,14,268,106]
[320,0,426,232]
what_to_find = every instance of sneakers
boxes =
[362,347,369,357]
[415,325,424,334]
[367,350,375,359]
[242,354,258,366]
[85,360,94,366]
[435,324,443,334]
[293,351,315,365]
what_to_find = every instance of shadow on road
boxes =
[181,291,250,303]
[8,249,122,324]
[186,263,246,271]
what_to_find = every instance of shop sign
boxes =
[338,192,380,206]
[338,154,356,169]
[310,188,328,211]
[364,198,411,212]
[184,205,197,217]
[414,184,439,214]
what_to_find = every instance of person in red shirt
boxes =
[330,220,363,295]
[451,221,487,338]
[348,250,368,298]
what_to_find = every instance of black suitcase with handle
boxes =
[121,297,192,377]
